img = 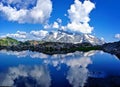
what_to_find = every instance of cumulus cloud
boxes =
[52,22,59,29]
[5,31,27,39]
[0,0,52,24]
[115,34,120,39]
[0,30,49,41]
[67,22,93,33]
[57,18,62,24]
[30,30,48,39]
[44,24,52,29]
[44,18,62,29]
[0,31,28,41]
[1,0,36,9]
[66,0,95,33]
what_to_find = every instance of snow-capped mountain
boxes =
[42,30,105,45]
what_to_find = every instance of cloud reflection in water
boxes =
[0,65,51,87]
[0,50,100,87]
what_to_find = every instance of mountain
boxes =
[102,41,120,58]
[0,37,19,46]
[42,30,105,45]
[23,40,44,46]
[0,36,120,59]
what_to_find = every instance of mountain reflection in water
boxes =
[0,50,120,87]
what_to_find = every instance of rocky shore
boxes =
[0,42,101,55]
[102,41,120,58]
[0,37,120,58]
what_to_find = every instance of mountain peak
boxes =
[42,31,105,45]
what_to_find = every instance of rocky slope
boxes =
[0,36,120,59]
[102,41,120,58]
[42,30,105,45]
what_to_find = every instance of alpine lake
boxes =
[0,50,120,87]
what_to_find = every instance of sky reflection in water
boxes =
[0,50,120,87]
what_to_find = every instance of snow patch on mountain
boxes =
[42,30,105,45]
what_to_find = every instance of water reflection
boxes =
[0,65,51,87]
[0,50,98,59]
[66,57,91,87]
[43,51,97,67]
[45,51,94,87]
[0,50,120,87]
[30,52,50,59]
[0,50,28,58]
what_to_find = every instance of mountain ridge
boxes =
[42,30,105,45]
[0,37,19,46]
[0,36,120,59]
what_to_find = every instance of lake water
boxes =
[0,50,120,87]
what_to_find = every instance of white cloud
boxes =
[1,0,36,9]
[61,26,66,30]
[52,22,59,29]
[115,34,120,39]
[0,30,49,41]
[100,37,105,41]
[44,18,62,29]
[66,0,95,33]
[44,24,52,29]
[57,18,62,24]
[64,14,67,17]
[6,31,27,39]
[30,30,48,38]
[67,22,93,33]
[0,0,52,24]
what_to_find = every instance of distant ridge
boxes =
[42,30,105,45]
[0,37,19,46]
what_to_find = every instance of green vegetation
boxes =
[0,37,19,46]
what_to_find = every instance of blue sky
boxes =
[0,0,120,42]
